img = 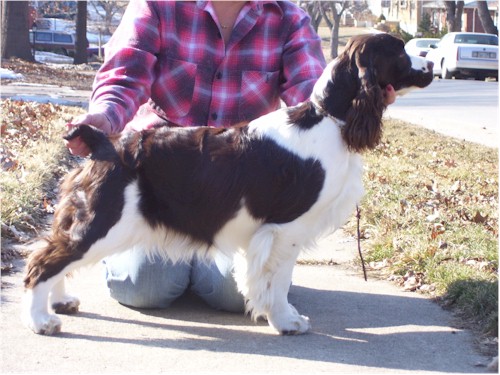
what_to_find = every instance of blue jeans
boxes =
[103,248,245,313]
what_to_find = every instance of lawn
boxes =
[348,118,498,337]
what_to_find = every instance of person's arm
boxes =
[88,0,161,133]
[66,0,161,156]
[279,7,326,106]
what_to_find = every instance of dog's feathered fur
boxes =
[23,33,433,335]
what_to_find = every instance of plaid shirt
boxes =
[90,0,326,132]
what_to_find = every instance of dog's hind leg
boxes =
[22,233,134,334]
[22,276,63,335]
[22,182,150,334]
[50,278,80,314]
[242,225,310,335]
[22,238,92,335]
[22,272,81,334]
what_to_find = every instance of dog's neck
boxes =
[310,59,359,122]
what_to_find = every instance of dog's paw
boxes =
[268,304,311,335]
[52,296,80,315]
[277,315,311,335]
[23,313,62,335]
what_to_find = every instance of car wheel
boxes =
[441,61,452,79]
[55,48,69,56]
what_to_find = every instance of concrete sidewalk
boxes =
[1,82,91,108]
[1,231,492,374]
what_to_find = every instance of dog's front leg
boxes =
[243,227,310,335]
[264,258,310,335]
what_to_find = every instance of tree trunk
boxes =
[319,1,348,59]
[74,1,88,64]
[476,1,498,35]
[1,1,35,61]
[445,1,464,32]
[330,19,341,59]
[319,2,333,29]
[302,1,323,32]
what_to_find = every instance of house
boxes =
[371,0,498,35]
[463,1,499,33]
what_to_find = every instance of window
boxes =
[455,34,499,46]
[53,33,73,44]
[35,32,52,42]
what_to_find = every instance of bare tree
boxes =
[444,1,464,32]
[320,1,350,59]
[90,0,127,34]
[74,1,88,64]
[476,1,498,35]
[1,1,34,61]
[300,1,323,32]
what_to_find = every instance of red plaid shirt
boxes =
[90,0,326,132]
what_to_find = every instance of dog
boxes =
[22,33,433,336]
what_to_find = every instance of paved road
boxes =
[386,79,498,148]
[1,82,91,108]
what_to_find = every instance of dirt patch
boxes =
[1,58,98,90]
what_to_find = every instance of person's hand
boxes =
[65,113,112,157]
[383,84,396,105]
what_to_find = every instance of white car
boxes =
[426,32,498,80]
[405,38,440,57]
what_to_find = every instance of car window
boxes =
[454,34,499,45]
[416,40,436,48]
[35,32,52,42]
[53,34,73,43]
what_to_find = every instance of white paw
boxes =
[51,295,80,315]
[22,312,62,335]
[268,304,311,335]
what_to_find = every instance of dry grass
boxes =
[346,118,498,336]
[1,99,85,239]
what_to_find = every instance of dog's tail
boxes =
[64,124,117,161]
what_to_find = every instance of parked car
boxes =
[405,38,440,57]
[425,32,498,80]
[29,30,100,58]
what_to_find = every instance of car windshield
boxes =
[454,34,498,45]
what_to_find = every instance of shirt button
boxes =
[211,113,218,120]
[216,72,222,79]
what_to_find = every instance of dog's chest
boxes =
[247,110,365,229]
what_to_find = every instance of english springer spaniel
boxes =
[23,33,433,336]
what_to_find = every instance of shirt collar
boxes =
[196,1,283,16]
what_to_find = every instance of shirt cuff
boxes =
[88,102,126,134]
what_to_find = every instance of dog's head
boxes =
[311,33,434,152]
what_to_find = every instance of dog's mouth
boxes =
[387,63,434,95]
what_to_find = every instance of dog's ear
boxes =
[341,45,385,153]
[64,125,117,161]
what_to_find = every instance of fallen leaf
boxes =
[471,211,488,224]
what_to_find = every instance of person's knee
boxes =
[190,257,245,313]
[104,250,191,309]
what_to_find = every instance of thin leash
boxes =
[356,204,368,281]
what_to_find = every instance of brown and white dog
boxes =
[22,33,433,335]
